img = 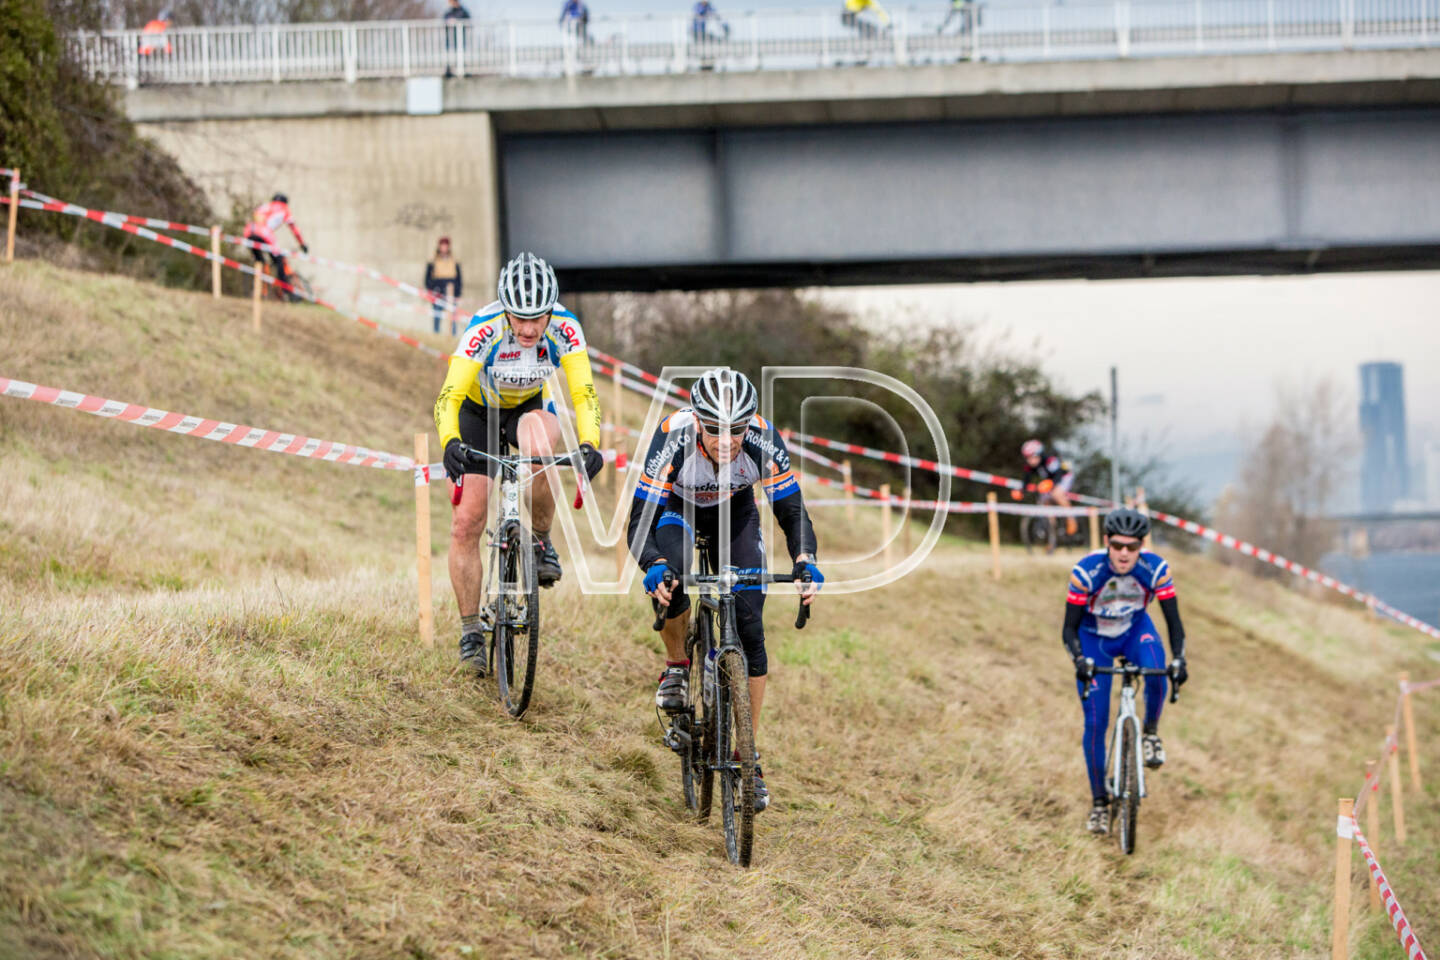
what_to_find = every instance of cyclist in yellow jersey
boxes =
[434,252,605,672]
[842,0,891,28]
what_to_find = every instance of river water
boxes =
[1319,552,1440,631]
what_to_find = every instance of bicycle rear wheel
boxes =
[718,648,755,867]
[493,523,539,718]
[1116,719,1139,855]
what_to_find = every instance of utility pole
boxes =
[1110,366,1119,506]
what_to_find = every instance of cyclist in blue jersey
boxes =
[1064,508,1189,835]
[628,368,821,814]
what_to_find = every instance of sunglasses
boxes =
[1108,539,1142,553]
[698,420,749,439]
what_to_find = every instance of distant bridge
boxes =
[90,3,1440,327]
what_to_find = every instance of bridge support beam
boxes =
[138,111,501,329]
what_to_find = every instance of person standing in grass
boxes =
[1064,508,1189,835]
[425,237,463,335]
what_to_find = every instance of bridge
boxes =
[81,2,1440,324]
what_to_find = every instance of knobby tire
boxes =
[494,523,539,718]
[719,649,755,867]
[1117,720,1139,855]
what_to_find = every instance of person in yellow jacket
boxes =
[433,252,604,672]
[842,0,891,33]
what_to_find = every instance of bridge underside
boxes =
[502,108,1440,292]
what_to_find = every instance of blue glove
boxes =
[643,564,672,595]
[791,560,823,586]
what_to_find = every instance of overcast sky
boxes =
[828,271,1440,506]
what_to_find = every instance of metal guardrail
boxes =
[71,0,1440,87]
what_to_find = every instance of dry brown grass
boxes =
[1,263,1437,959]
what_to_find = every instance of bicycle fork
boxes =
[1105,686,1148,801]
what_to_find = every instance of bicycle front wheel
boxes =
[681,614,712,817]
[717,649,755,867]
[493,523,539,718]
[1116,719,1139,855]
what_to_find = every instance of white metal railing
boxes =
[70,0,1440,87]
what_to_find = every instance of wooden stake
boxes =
[1386,726,1406,845]
[1332,797,1353,960]
[414,434,434,650]
[210,226,221,298]
[1136,485,1152,550]
[902,484,912,557]
[1400,672,1422,792]
[5,168,18,264]
[880,483,893,570]
[611,365,624,495]
[842,461,855,523]
[1088,507,1100,550]
[1364,761,1381,912]
[252,263,265,332]
[615,529,630,581]
[987,491,1001,581]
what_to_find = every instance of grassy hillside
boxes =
[1,263,1437,959]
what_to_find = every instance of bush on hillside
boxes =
[0,0,217,288]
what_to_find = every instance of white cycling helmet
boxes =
[1021,439,1044,458]
[497,252,559,319]
[691,368,758,431]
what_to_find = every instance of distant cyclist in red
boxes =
[243,193,308,302]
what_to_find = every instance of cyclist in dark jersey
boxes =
[1018,438,1078,537]
[1064,508,1189,835]
[627,368,821,813]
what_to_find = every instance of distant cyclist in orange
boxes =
[138,9,173,56]
[1016,438,1079,537]
[243,194,309,302]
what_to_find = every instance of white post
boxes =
[1042,3,1051,58]
[673,17,685,72]
[750,12,760,70]
[457,21,466,77]
[1342,0,1355,48]
[345,24,357,83]
[1116,1,1130,57]
[620,20,630,73]
[401,23,410,77]
[971,3,981,60]
[202,29,210,84]
[272,26,281,83]
[508,22,517,76]
[1194,0,1203,51]
[1267,0,1276,49]
[820,12,829,66]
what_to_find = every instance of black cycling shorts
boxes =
[650,494,772,678]
[457,394,549,478]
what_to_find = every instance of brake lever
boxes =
[795,573,812,630]
[651,571,675,632]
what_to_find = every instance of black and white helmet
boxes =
[496,252,559,318]
[1104,507,1151,540]
[691,368,758,431]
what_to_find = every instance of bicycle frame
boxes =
[1105,668,1148,802]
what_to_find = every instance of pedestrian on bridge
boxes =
[559,0,591,45]
[443,0,471,77]
[425,236,463,335]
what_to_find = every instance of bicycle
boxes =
[1019,492,1087,553]
[452,442,588,718]
[654,542,811,867]
[1082,658,1179,855]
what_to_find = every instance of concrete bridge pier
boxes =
[142,111,501,332]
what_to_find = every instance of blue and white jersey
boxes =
[1066,549,1177,638]
[634,409,800,509]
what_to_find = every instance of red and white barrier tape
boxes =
[805,496,1094,516]
[1402,677,1440,696]
[587,347,691,400]
[1347,820,1430,960]
[1,376,413,471]
[1,168,17,179]
[13,192,447,361]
